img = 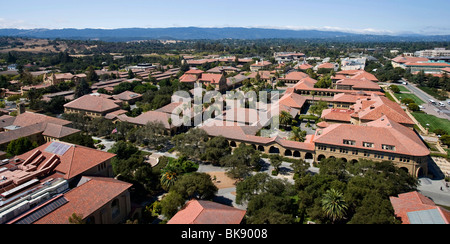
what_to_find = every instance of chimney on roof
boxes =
[17,102,25,115]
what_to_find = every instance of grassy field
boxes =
[418,86,448,101]
[412,112,450,134]
[397,86,410,92]
[394,93,425,105]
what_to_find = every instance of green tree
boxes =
[86,66,99,83]
[390,85,400,93]
[221,144,261,180]
[321,188,348,223]
[108,141,139,160]
[61,133,95,148]
[171,128,209,160]
[6,137,38,157]
[160,191,185,219]
[269,154,283,173]
[289,126,306,142]
[170,172,218,200]
[203,136,232,164]
[74,79,91,99]
[279,110,293,129]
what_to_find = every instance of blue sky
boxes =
[1,0,449,35]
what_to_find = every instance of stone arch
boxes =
[305,152,313,159]
[269,146,280,154]
[400,167,409,174]
[258,145,265,152]
[350,159,358,164]
[251,144,256,150]
[284,149,293,157]
[416,167,424,178]
[317,154,326,162]
[230,141,237,148]
[293,151,301,158]
[340,158,347,163]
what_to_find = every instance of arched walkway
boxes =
[400,167,409,174]
[293,151,301,158]
[269,146,280,154]
[317,154,326,162]
[258,145,265,152]
[305,152,313,159]
[230,141,237,148]
[285,149,292,157]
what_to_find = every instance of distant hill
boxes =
[0,27,449,42]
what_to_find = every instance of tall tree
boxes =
[321,188,348,224]
[74,79,91,98]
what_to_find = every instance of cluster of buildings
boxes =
[391,48,450,75]
[0,49,445,224]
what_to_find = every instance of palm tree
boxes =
[321,188,348,223]
[160,171,177,191]
[279,111,293,129]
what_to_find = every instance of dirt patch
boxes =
[206,171,238,189]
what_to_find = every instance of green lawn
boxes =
[397,86,410,92]
[418,86,448,101]
[412,112,450,134]
[394,93,425,105]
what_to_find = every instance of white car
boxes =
[418,105,424,109]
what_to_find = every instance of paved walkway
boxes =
[418,177,450,207]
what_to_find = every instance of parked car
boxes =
[439,102,445,107]
[429,99,436,104]
[418,105,424,109]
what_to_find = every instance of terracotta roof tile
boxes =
[168,200,246,224]
[390,191,450,224]
[64,94,120,113]
[16,142,116,180]
[314,115,429,156]
[34,176,132,224]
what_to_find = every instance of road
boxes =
[397,79,450,119]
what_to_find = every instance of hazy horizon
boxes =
[1,0,449,36]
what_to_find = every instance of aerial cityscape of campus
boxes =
[0,0,449,229]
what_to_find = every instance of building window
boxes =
[318,145,327,150]
[364,151,370,157]
[382,144,396,151]
[339,148,348,154]
[363,142,374,148]
[343,140,356,145]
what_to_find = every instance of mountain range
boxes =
[0,27,449,42]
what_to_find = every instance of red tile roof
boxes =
[351,94,414,125]
[321,109,353,122]
[389,191,450,224]
[392,56,429,64]
[318,63,335,69]
[34,176,132,224]
[16,142,116,180]
[64,94,120,113]
[279,71,309,81]
[313,115,429,157]
[336,79,381,90]
[167,200,246,224]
